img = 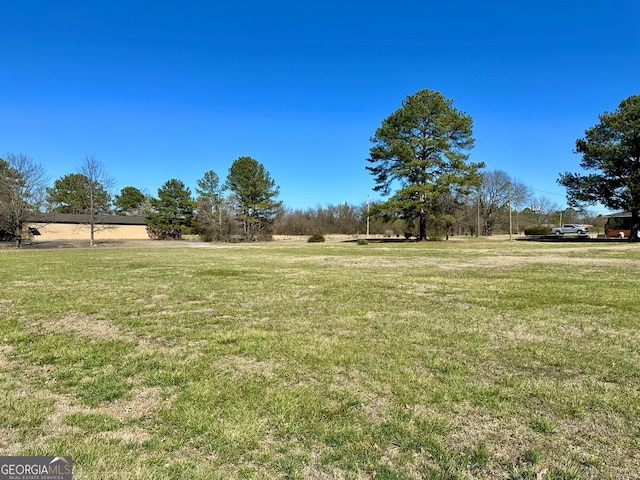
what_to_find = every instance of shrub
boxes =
[146,226,183,240]
[199,230,213,242]
[357,239,369,245]
[308,234,325,243]
[524,226,551,236]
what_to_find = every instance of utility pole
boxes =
[366,196,370,238]
[508,182,513,241]
[477,191,481,237]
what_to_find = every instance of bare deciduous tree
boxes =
[530,196,560,227]
[0,153,47,246]
[79,155,116,245]
[478,170,531,235]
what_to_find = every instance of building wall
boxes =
[604,216,632,238]
[28,222,149,242]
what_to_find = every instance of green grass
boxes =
[1,239,639,478]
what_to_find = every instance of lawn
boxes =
[1,239,639,479]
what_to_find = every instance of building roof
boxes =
[28,213,147,226]
[605,212,631,218]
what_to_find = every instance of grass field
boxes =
[1,239,639,479]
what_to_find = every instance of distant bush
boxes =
[357,239,369,245]
[0,228,13,241]
[308,234,325,243]
[146,226,183,240]
[524,226,551,236]
[199,230,213,242]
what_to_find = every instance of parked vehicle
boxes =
[550,224,589,235]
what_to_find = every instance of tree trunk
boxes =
[14,224,22,248]
[418,209,427,240]
[89,194,95,246]
[629,210,639,242]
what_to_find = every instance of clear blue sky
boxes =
[2,1,639,212]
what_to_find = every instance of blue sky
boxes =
[2,1,639,212]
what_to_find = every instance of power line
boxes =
[530,187,566,197]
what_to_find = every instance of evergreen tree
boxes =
[367,89,483,240]
[225,156,282,241]
[146,179,194,240]
[114,186,146,215]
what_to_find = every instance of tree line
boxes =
[2,90,639,245]
[0,152,601,244]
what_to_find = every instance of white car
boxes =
[550,224,589,235]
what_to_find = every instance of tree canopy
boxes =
[46,173,110,214]
[196,170,224,206]
[46,156,115,244]
[558,95,640,240]
[114,186,146,215]
[225,156,282,241]
[367,89,483,240]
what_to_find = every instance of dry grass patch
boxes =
[27,314,126,341]
[212,355,278,380]
[0,345,14,369]
[97,386,164,421]
[0,427,18,452]
[97,426,152,445]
